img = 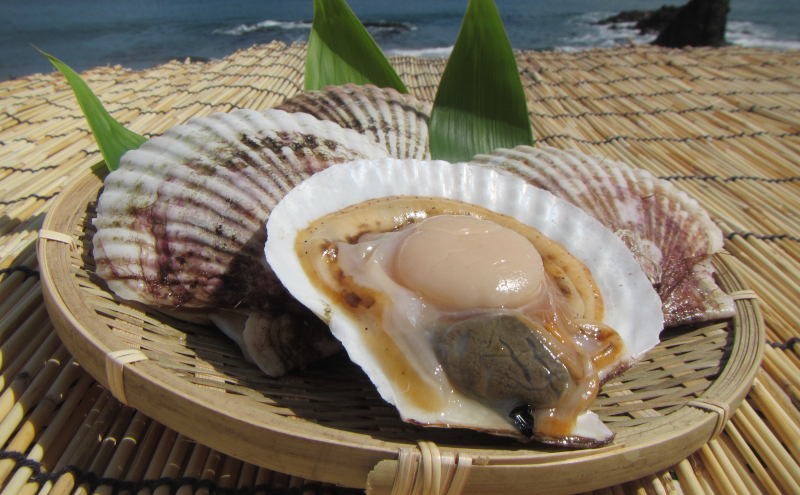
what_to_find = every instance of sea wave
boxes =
[215,19,417,38]
[726,21,800,50]
[558,13,800,52]
[557,12,657,52]
[385,46,454,58]
[364,21,417,33]
[214,20,312,36]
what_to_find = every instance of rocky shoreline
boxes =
[597,0,730,48]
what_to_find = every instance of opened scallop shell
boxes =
[470,146,735,327]
[92,109,389,375]
[265,158,663,444]
[276,84,431,159]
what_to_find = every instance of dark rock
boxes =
[597,10,653,25]
[655,0,730,47]
[597,6,681,35]
[638,6,682,34]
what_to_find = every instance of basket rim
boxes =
[38,166,765,492]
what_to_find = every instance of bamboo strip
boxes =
[757,367,800,426]
[734,402,800,491]
[17,482,40,495]
[0,323,53,393]
[134,427,177,495]
[63,396,125,475]
[40,384,106,471]
[253,467,272,493]
[173,442,210,495]
[0,272,25,301]
[151,433,192,495]
[697,444,740,495]
[690,454,722,495]
[729,236,800,298]
[642,473,668,495]
[0,372,93,493]
[717,432,767,495]
[77,406,138,488]
[0,305,49,373]
[622,478,648,495]
[658,470,683,495]
[117,421,166,495]
[748,378,800,461]
[194,450,223,495]
[236,463,257,490]
[47,393,123,495]
[0,328,61,417]
[765,345,800,392]
[709,438,755,495]
[674,459,705,495]
[724,421,783,495]
[609,485,625,495]
[0,344,69,443]
[216,456,242,490]
[51,390,112,472]
[0,278,38,325]
[0,358,82,458]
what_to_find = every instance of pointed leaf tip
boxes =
[38,48,146,171]
[306,0,407,93]
[429,0,533,163]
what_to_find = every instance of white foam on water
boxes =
[556,12,657,53]
[385,46,454,58]
[726,21,800,50]
[365,21,418,34]
[556,13,800,53]
[214,20,312,36]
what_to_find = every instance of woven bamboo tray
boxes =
[38,162,764,494]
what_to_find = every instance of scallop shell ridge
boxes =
[93,108,389,310]
[469,146,734,326]
[276,84,431,160]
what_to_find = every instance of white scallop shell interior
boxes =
[265,158,663,434]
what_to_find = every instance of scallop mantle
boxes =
[265,159,664,437]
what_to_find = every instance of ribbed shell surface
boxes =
[93,109,389,310]
[470,146,735,327]
[276,84,431,160]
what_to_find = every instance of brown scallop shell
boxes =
[93,109,388,311]
[470,146,735,327]
[92,109,388,375]
[276,83,431,160]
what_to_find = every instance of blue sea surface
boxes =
[2,0,799,81]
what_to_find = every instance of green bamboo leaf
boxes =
[429,0,533,163]
[306,0,407,93]
[40,49,147,171]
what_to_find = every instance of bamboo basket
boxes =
[37,163,764,494]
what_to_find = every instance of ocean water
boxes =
[2,0,798,81]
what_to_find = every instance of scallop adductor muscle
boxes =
[434,313,570,410]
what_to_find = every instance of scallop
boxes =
[265,158,664,446]
[470,146,734,326]
[276,84,431,160]
[92,108,389,375]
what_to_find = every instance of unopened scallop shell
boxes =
[469,146,735,327]
[92,109,388,376]
[276,84,431,160]
[93,108,389,310]
[266,158,663,444]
